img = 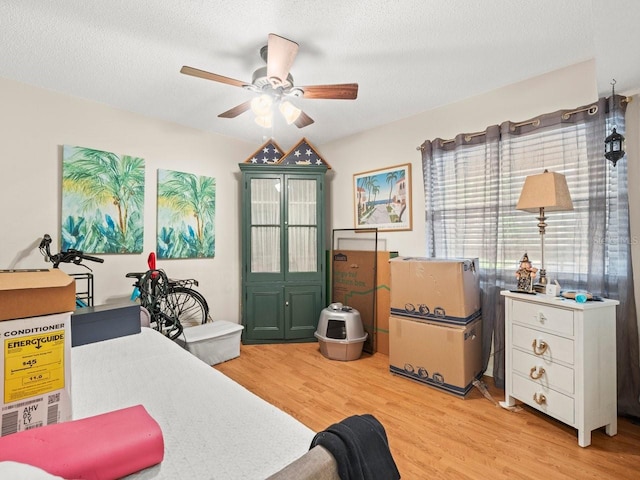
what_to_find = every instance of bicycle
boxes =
[126,269,210,341]
[39,234,104,307]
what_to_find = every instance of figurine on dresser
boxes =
[515,253,537,292]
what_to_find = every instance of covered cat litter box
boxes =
[176,320,244,365]
[314,303,368,361]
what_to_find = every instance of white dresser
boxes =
[500,290,618,447]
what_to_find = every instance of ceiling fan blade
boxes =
[180,66,248,88]
[266,33,299,88]
[294,110,314,128]
[298,83,359,100]
[218,100,252,118]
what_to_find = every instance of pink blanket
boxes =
[0,404,164,480]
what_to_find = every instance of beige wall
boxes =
[322,59,640,368]
[323,59,638,302]
[1,60,638,333]
[322,60,605,255]
[0,77,254,323]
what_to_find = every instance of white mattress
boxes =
[71,328,315,479]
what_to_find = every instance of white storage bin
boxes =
[176,320,244,365]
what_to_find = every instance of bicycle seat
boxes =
[126,272,145,280]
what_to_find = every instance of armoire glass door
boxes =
[286,177,317,275]
[249,177,282,276]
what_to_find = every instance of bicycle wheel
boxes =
[163,286,209,327]
[157,310,184,340]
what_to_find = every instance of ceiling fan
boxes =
[180,33,358,128]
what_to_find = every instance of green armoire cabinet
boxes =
[239,163,327,343]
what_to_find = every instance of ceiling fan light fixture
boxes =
[254,113,273,128]
[180,33,358,130]
[279,100,301,125]
[250,94,273,116]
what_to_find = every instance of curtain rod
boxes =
[560,104,598,120]
[416,131,486,151]
[416,96,633,151]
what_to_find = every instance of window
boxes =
[421,95,632,393]
[424,102,625,288]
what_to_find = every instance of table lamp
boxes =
[516,169,573,293]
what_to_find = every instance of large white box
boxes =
[176,321,243,365]
[1,311,73,436]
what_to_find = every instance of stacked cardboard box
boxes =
[0,269,75,436]
[388,257,483,397]
[331,250,397,354]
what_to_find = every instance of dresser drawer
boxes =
[512,348,574,395]
[512,324,574,366]
[512,299,574,336]
[512,373,575,426]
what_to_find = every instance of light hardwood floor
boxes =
[215,342,640,479]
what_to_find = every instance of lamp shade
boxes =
[516,170,573,213]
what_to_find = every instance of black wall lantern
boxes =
[604,79,625,167]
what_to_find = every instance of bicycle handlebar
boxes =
[39,234,104,269]
[50,249,104,268]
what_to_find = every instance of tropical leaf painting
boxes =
[62,145,145,253]
[157,169,216,259]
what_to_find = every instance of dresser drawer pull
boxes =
[529,366,546,380]
[531,339,548,355]
[533,392,547,405]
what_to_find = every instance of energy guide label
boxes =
[4,331,65,404]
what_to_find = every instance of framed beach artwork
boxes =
[62,145,145,253]
[156,169,216,259]
[353,163,412,232]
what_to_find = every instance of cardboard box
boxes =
[331,250,397,354]
[389,315,483,397]
[389,257,481,325]
[374,257,392,355]
[1,311,73,436]
[0,269,76,321]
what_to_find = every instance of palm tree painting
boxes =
[62,145,145,253]
[157,169,216,259]
[353,163,412,231]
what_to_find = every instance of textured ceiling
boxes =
[2,1,639,148]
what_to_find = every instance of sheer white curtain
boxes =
[287,179,317,272]
[250,177,319,274]
[422,96,640,417]
[250,178,281,273]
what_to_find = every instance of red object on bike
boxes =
[147,252,159,279]
[147,252,157,270]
